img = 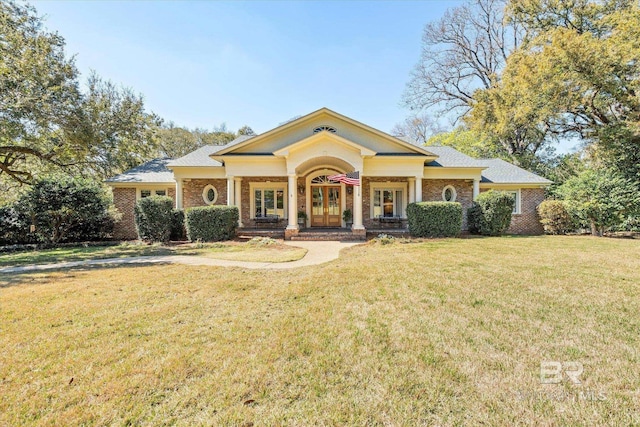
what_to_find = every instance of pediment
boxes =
[215,108,436,157]
[272,131,376,158]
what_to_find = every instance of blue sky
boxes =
[33,1,463,134]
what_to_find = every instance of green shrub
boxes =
[8,177,117,244]
[0,205,33,245]
[407,202,462,237]
[185,205,239,242]
[467,190,515,236]
[134,196,173,243]
[170,209,186,241]
[537,200,574,235]
[557,169,640,236]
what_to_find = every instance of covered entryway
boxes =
[311,185,342,227]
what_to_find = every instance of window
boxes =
[202,185,218,205]
[139,189,167,199]
[505,190,521,214]
[442,185,457,202]
[254,188,285,218]
[371,186,406,218]
[311,175,332,184]
[313,125,337,134]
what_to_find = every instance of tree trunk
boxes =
[589,219,601,236]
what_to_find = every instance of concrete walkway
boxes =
[0,241,361,275]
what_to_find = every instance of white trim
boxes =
[137,187,171,200]
[249,181,288,220]
[369,182,408,219]
[504,189,521,214]
[442,185,457,202]
[305,168,347,228]
[479,183,549,189]
[215,107,437,157]
[202,184,218,205]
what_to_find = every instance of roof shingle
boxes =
[424,146,487,167]
[106,158,175,183]
[480,158,552,184]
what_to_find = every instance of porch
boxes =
[236,227,410,241]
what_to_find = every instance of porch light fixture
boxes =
[298,185,305,195]
[347,187,353,195]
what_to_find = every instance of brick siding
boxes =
[111,186,178,240]
[423,179,474,230]
[112,188,137,240]
[183,179,227,209]
[480,187,545,235]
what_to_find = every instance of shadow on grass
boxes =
[0,261,174,289]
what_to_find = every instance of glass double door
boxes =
[311,186,342,227]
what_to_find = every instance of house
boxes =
[106,108,551,240]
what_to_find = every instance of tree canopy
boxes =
[401,0,640,184]
[0,0,252,204]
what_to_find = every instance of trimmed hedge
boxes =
[407,202,462,237]
[134,196,174,243]
[537,200,574,235]
[468,190,514,236]
[170,209,186,241]
[185,205,239,242]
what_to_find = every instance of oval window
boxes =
[202,185,218,205]
[442,185,457,202]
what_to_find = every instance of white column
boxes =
[415,177,423,202]
[175,179,183,209]
[353,184,364,230]
[227,176,234,206]
[473,179,480,200]
[287,173,298,229]
[408,178,416,204]
[234,177,243,227]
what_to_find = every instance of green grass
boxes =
[0,240,307,267]
[1,236,639,426]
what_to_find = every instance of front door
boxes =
[311,186,342,227]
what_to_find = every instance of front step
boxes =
[290,231,365,241]
[237,229,285,239]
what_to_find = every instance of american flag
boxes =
[328,171,360,186]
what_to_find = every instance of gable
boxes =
[222,108,434,156]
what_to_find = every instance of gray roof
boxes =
[106,158,175,183]
[210,134,255,154]
[167,145,224,167]
[166,136,256,167]
[480,158,552,184]
[425,146,487,167]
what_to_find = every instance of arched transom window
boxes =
[311,175,334,184]
[313,125,337,134]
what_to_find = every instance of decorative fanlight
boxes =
[313,126,337,134]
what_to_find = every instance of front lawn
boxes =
[0,238,307,267]
[1,236,638,425]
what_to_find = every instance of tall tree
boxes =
[390,113,442,144]
[76,74,160,179]
[426,128,508,159]
[0,0,83,184]
[156,123,238,159]
[403,0,521,117]
[237,125,256,136]
[503,0,640,181]
[401,0,561,166]
[0,1,161,187]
